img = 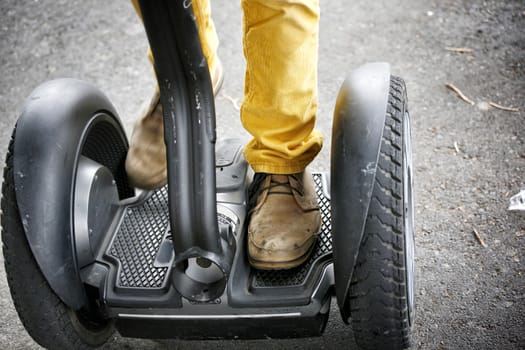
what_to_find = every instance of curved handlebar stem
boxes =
[138,0,231,302]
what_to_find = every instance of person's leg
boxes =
[241,0,323,269]
[241,0,322,174]
[126,0,223,189]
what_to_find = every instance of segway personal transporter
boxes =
[1,1,415,349]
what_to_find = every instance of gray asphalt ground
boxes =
[1,0,524,349]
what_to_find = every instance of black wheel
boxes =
[2,108,131,349]
[348,77,415,350]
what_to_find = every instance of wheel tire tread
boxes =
[348,77,413,350]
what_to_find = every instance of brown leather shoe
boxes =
[125,60,224,190]
[247,170,321,270]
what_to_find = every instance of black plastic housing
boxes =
[331,62,391,319]
[12,79,131,310]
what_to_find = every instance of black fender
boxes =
[12,79,130,310]
[330,63,391,317]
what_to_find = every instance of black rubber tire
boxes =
[348,77,415,350]
[2,128,115,349]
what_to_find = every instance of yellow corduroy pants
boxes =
[132,0,322,174]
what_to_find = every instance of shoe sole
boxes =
[248,236,317,270]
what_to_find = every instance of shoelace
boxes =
[267,175,304,196]
[247,173,304,214]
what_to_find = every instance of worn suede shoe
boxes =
[125,60,224,190]
[247,170,321,270]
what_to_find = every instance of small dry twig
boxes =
[445,47,474,53]
[446,83,475,105]
[453,141,460,154]
[472,228,487,248]
[222,94,241,111]
[489,102,520,112]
